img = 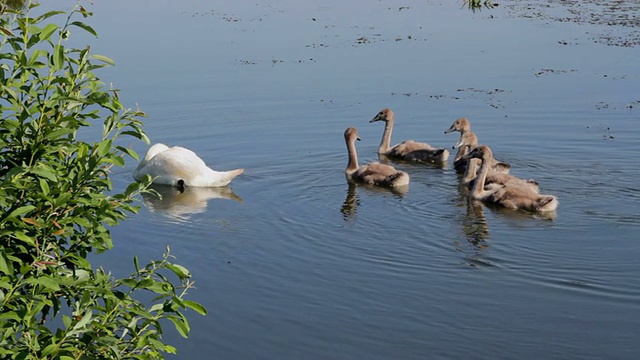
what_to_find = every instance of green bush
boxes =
[0,2,205,359]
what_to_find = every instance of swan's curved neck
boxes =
[454,141,466,162]
[135,159,147,172]
[378,120,394,154]
[346,138,359,175]
[136,144,168,172]
[454,131,473,162]
[471,156,491,199]
[462,158,479,184]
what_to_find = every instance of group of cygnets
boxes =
[344,108,558,213]
[133,107,557,214]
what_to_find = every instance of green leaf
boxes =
[8,205,36,218]
[31,165,58,181]
[74,217,90,228]
[70,21,98,37]
[183,300,207,316]
[135,279,154,289]
[133,256,139,275]
[145,281,171,294]
[26,277,61,291]
[104,154,125,166]
[62,315,71,328]
[12,231,35,246]
[73,310,93,330]
[121,130,150,144]
[27,24,41,35]
[39,178,50,195]
[116,145,139,161]
[39,23,58,41]
[124,181,140,196]
[0,311,21,322]
[52,44,64,71]
[27,49,48,67]
[167,316,190,338]
[149,337,168,352]
[41,343,57,356]
[96,139,112,157]
[166,264,191,279]
[43,127,76,140]
[37,10,67,23]
[90,54,115,66]
[0,280,11,289]
[0,253,13,275]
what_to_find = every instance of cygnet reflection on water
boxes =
[141,183,242,220]
[340,182,408,222]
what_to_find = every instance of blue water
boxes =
[43,0,640,359]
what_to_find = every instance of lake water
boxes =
[47,0,640,359]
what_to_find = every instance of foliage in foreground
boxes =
[463,0,496,11]
[0,0,26,13]
[0,2,205,358]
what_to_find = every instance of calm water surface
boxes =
[52,0,640,359]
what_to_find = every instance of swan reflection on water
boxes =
[458,183,557,249]
[341,182,408,222]
[463,198,490,247]
[141,184,242,220]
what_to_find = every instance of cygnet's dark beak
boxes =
[369,116,382,123]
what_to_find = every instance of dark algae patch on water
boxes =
[504,0,640,47]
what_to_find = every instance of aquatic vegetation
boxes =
[463,0,496,11]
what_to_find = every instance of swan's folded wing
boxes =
[391,140,437,154]
[354,162,400,184]
[390,141,448,161]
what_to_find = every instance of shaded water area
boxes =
[52,0,640,358]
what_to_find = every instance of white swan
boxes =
[370,108,449,162]
[133,143,244,189]
[344,127,410,188]
[462,145,558,212]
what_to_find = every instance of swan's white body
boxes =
[133,143,244,188]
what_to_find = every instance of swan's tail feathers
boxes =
[224,168,244,185]
[436,148,450,162]
[387,171,409,187]
[224,168,244,182]
[229,168,244,176]
[495,162,511,173]
[537,195,558,212]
